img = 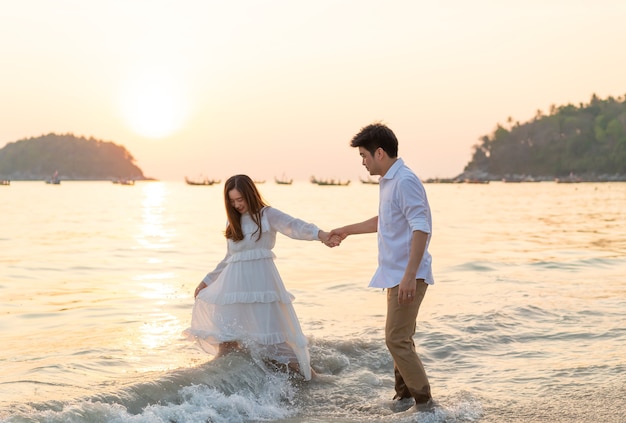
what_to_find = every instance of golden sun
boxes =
[119,68,189,138]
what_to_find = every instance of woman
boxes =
[185,174,334,380]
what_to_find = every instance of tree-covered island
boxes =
[453,94,626,182]
[0,133,150,181]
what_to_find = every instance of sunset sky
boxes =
[1,0,625,181]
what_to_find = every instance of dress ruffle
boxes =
[198,253,295,305]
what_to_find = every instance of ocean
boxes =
[0,180,624,423]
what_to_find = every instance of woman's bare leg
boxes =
[287,361,301,375]
[286,362,317,379]
[217,341,241,357]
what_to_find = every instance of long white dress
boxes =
[185,206,319,380]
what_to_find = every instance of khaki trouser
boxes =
[385,279,431,403]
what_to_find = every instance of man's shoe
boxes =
[389,397,415,413]
[415,398,435,412]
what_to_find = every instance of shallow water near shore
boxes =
[1,180,625,422]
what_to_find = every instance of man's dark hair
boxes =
[350,122,398,158]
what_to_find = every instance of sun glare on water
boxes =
[119,66,190,138]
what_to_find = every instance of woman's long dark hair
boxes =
[223,174,268,241]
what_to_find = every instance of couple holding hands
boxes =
[185,123,434,410]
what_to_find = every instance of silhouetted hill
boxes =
[0,133,149,181]
[458,94,626,182]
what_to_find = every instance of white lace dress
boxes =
[185,206,320,380]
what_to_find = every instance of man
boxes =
[330,122,434,410]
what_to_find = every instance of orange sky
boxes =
[1,0,625,181]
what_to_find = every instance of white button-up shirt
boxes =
[369,158,434,288]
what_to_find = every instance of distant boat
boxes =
[0,179,10,186]
[185,176,220,186]
[46,171,60,184]
[360,176,379,184]
[254,180,266,184]
[310,176,351,186]
[423,178,456,184]
[274,175,293,185]
[113,178,135,185]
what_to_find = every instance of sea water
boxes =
[0,180,624,423]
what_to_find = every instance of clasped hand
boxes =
[319,228,347,248]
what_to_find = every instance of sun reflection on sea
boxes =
[127,182,194,372]
[139,318,180,351]
[135,278,176,300]
[135,182,175,250]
